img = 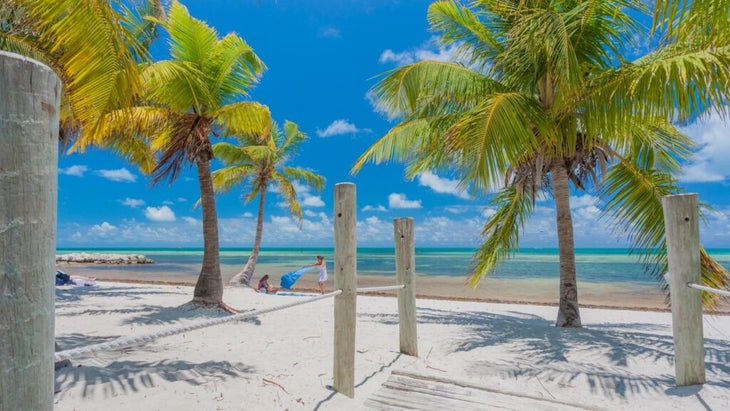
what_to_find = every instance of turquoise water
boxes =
[56,247,730,285]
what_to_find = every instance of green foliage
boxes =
[356,0,730,308]
[212,119,325,224]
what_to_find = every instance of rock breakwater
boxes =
[56,253,154,264]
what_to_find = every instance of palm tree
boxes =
[212,120,325,286]
[0,0,163,169]
[135,1,269,308]
[354,0,730,327]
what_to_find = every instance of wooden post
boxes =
[0,51,61,410]
[662,193,706,386]
[394,218,418,357]
[333,183,357,397]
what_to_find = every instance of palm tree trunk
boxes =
[192,157,224,305]
[552,159,582,327]
[229,186,267,286]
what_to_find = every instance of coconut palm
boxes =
[0,0,163,169]
[212,120,325,286]
[354,0,730,327]
[135,1,269,308]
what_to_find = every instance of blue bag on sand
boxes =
[56,270,71,285]
[280,266,314,289]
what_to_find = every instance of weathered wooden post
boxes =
[662,193,706,386]
[394,217,418,357]
[333,183,357,397]
[0,51,61,410]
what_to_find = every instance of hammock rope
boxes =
[55,290,342,362]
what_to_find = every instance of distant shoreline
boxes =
[61,263,730,315]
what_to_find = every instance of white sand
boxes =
[53,282,730,410]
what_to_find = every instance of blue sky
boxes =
[56,0,730,249]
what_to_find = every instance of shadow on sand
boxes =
[55,359,254,399]
[358,307,730,403]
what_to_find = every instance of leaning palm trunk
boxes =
[192,157,224,305]
[229,186,267,286]
[553,160,582,327]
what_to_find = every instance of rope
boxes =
[357,285,405,293]
[687,282,730,298]
[55,290,342,362]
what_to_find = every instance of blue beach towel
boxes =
[280,266,315,289]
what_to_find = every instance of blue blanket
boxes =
[280,266,315,289]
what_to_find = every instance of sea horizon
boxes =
[56,247,730,285]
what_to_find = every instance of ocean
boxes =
[56,247,730,285]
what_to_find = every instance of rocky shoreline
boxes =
[56,253,154,264]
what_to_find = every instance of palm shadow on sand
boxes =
[358,307,730,402]
[55,359,254,399]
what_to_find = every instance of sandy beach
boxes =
[58,261,699,312]
[53,278,730,411]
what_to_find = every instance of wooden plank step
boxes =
[362,370,601,411]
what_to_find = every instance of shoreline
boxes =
[61,263,730,314]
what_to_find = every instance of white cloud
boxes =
[362,205,388,212]
[97,168,136,183]
[320,27,341,38]
[59,165,88,177]
[679,110,730,183]
[121,198,145,208]
[90,221,117,236]
[182,217,199,225]
[316,119,370,137]
[177,197,188,202]
[417,171,470,199]
[301,195,325,207]
[145,205,176,222]
[388,193,422,209]
[163,200,175,205]
[569,195,599,209]
[379,36,461,67]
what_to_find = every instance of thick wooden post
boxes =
[333,183,357,397]
[662,193,705,386]
[394,218,418,357]
[0,51,61,410]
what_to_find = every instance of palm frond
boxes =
[371,60,503,118]
[211,163,255,193]
[214,101,271,137]
[281,167,326,192]
[209,33,265,103]
[600,149,730,308]
[444,92,548,194]
[468,185,534,286]
[162,1,218,69]
[272,175,303,224]
[427,0,502,70]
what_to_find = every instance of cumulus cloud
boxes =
[388,193,422,209]
[316,119,370,137]
[97,168,136,183]
[679,111,730,183]
[89,222,117,236]
[121,198,145,208]
[379,36,461,66]
[301,195,326,207]
[362,205,388,212]
[59,165,88,177]
[145,205,176,222]
[417,171,470,199]
[182,217,199,224]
